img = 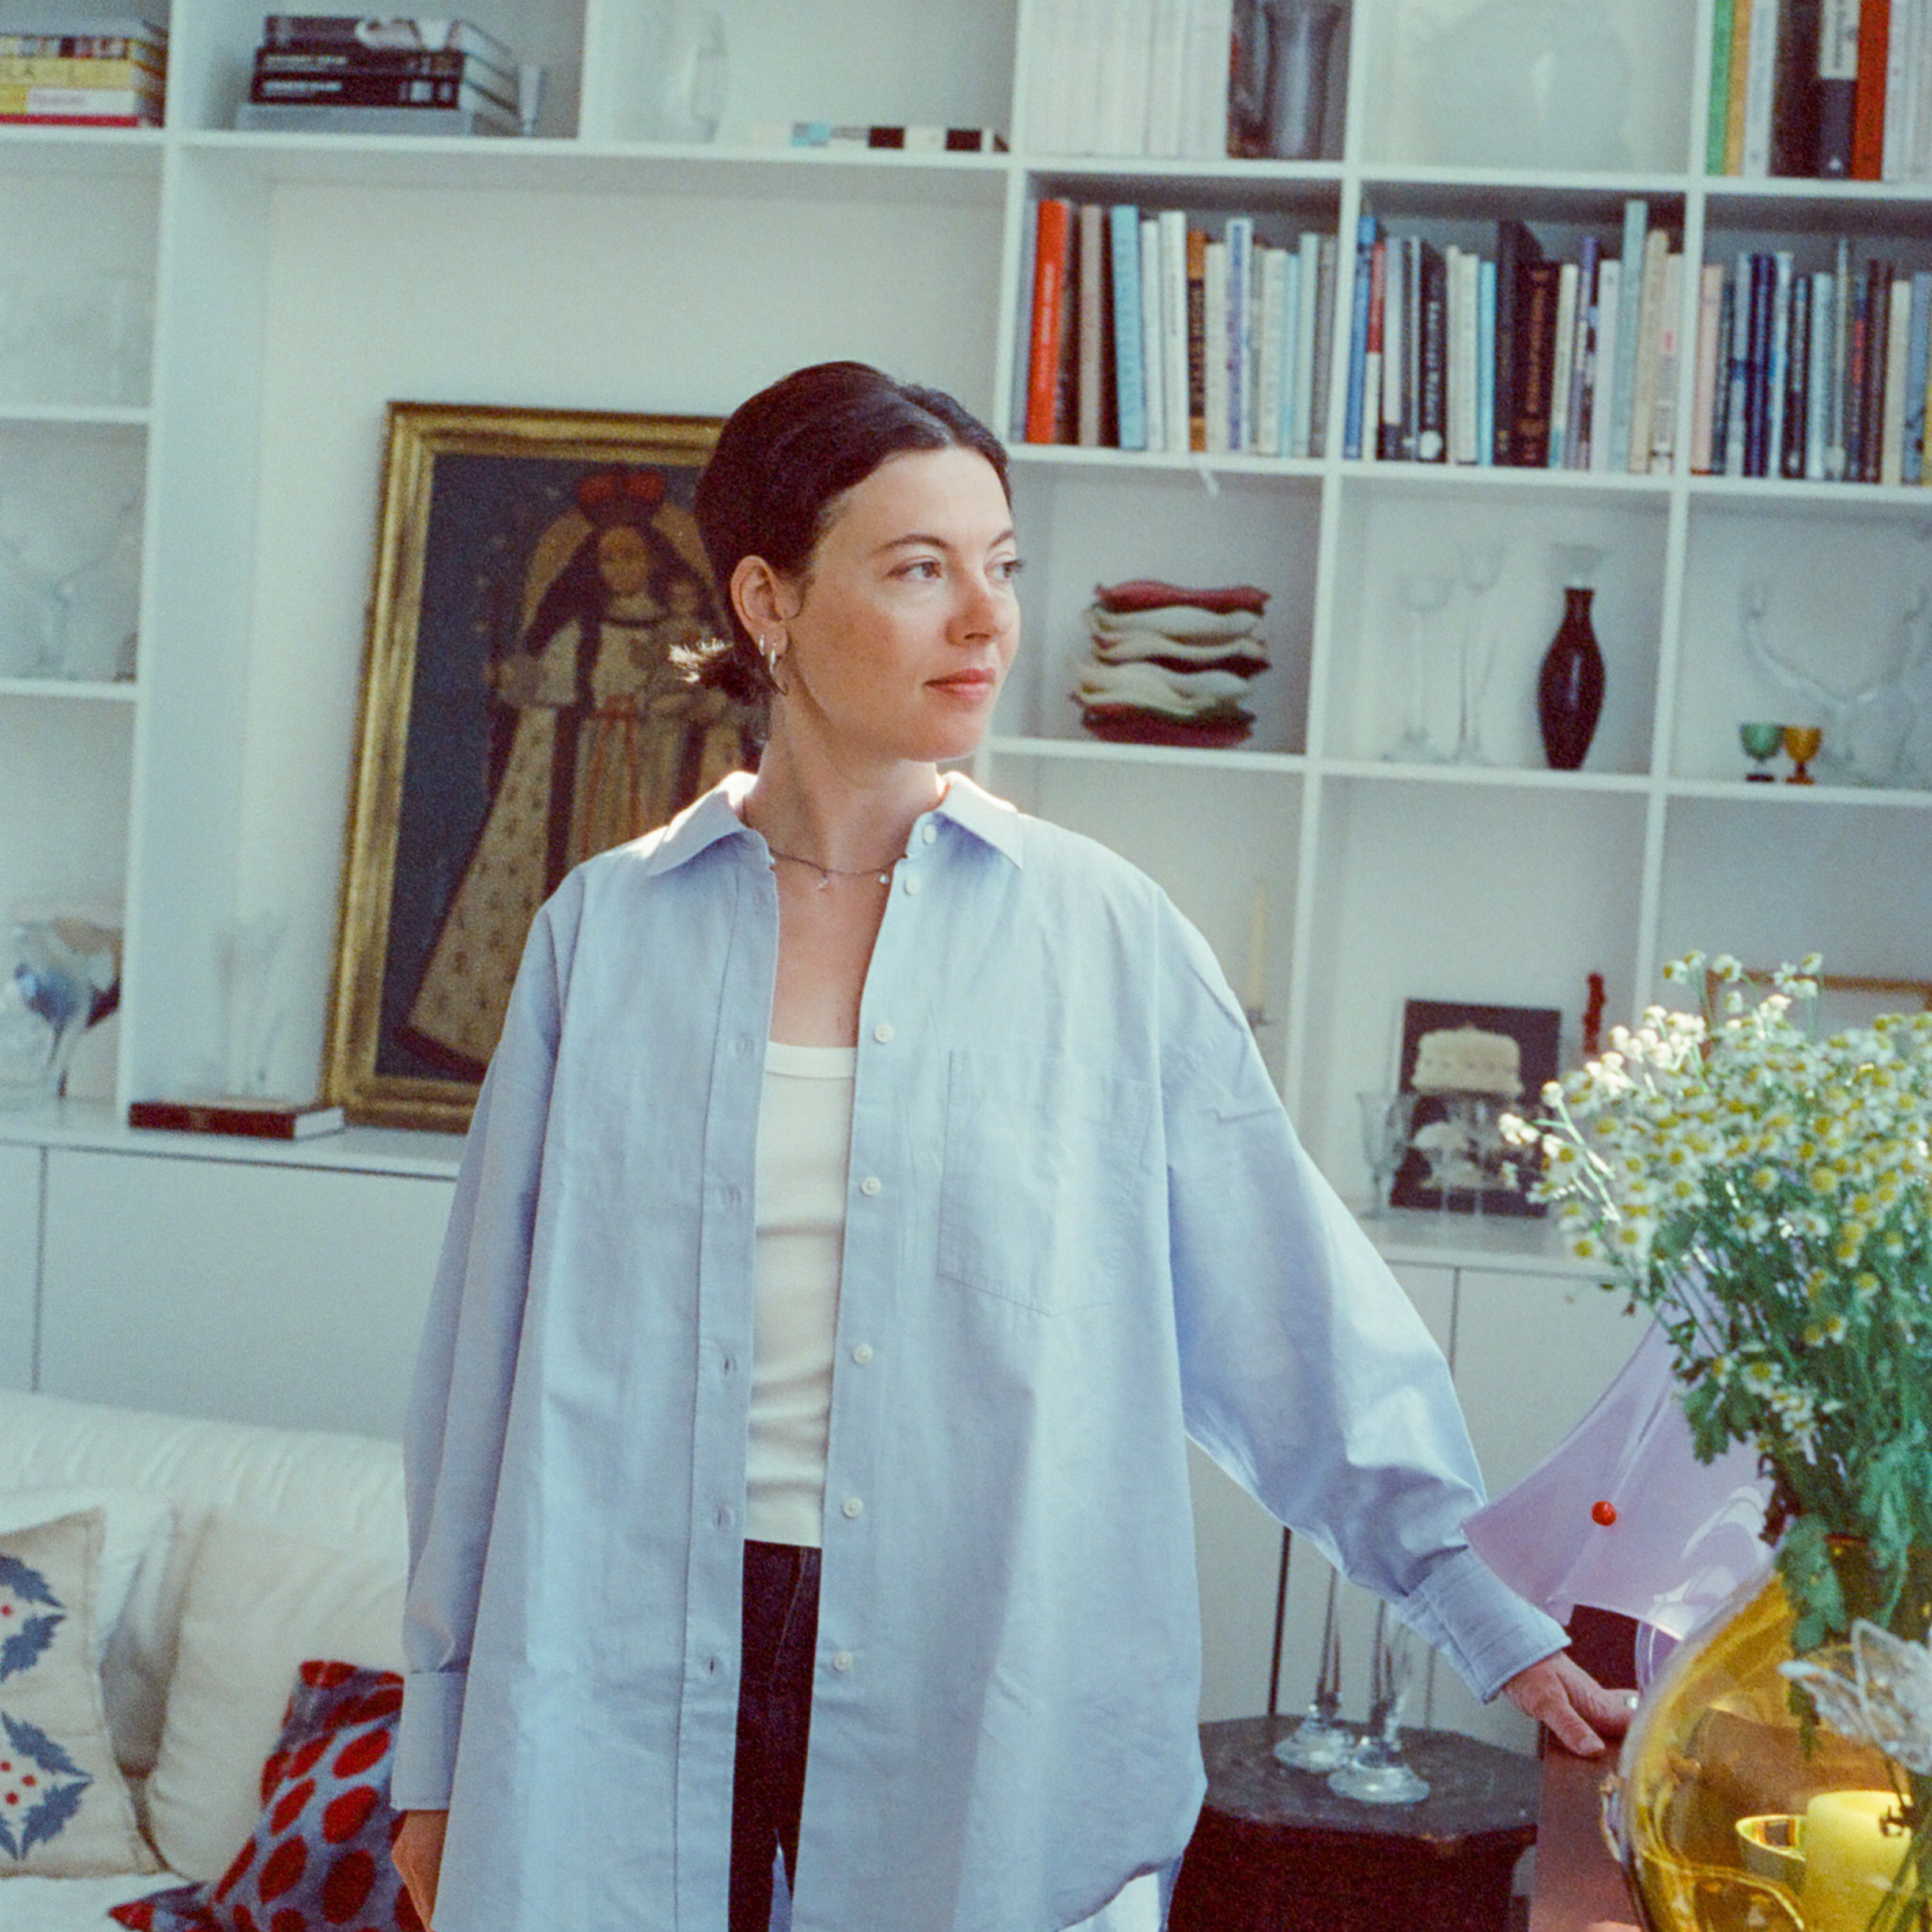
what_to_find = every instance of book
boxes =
[1709,0,1739,171]
[1024,198,1074,443]
[1186,224,1208,451]
[1589,258,1623,472]
[1904,270,1932,481]
[1818,0,1861,171]
[764,123,1007,151]
[1725,255,1752,473]
[0,82,157,118]
[1256,243,1285,457]
[1009,196,1037,437]
[1607,201,1649,471]
[1377,232,1405,460]
[1226,214,1255,450]
[1077,202,1106,447]
[1138,214,1166,451]
[249,71,514,112]
[1360,227,1387,462]
[255,44,513,97]
[1493,216,1542,463]
[261,14,517,68]
[1650,251,1685,472]
[1853,0,1891,176]
[1477,257,1498,467]
[1882,0,1918,176]
[1692,261,1726,473]
[1741,0,1782,173]
[1343,213,1376,460]
[232,98,510,132]
[1771,0,1822,172]
[1450,245,1481,464]
[128,1097,346,1140]
[1159,207,1190,453]
[0,53,164,86]
[1743,251,1774,474]
[1276,244,1303,457]
[1111,204,1148,451]
[1806,268,1835,478]
[1765,248,1795,471]
[1202,234,1231,453]
[1565,236,1601,466]
[1710,272,1738,470]
[1399,232,1423,460]
[1628,227,1672,472]
[1309,234,1337,458]
[1547,258,1580,468]
[1727,0,1757,169]
[1514,257,1562,468]
[1830,236,1853,478]
[1416,239,1448,462]
[1294,230,1323,458]
[1882,269,1912,479]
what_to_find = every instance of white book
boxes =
[1139,216,1166,451]
[1725,252,1752,477]
[1740,0,1781,178]
[1104,0,1154,154]
[1477,256,1497,466]
[1690,261,1725,474]
[1589,259,1622,473]
[1227,216,1255,449]
[1649,251,1684,473]
[1806,269,1835,482]
[1607,200,1648,470]
[1828,235,1851,480]
[1379,236,1405,459]
[1204,238,1231,453]
[1765,249,1794,478]
[1884,0,1919,181]
[1018,0,1061,151]
[1184,0,1233,157]
[1145,0,1188,155]
[1915,1,1932,178]
[1159,208,1191,453]
[1064,0,1103,152]
[1278,247,1303,456]
[1629,228,1671,472]
[1883,272,1913,482]
[1452,246,1481,464]
[1256,247,1287,457]
[1548,259,1579,468]
[1293,229,1321,458]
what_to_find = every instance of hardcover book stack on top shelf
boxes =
[1343,200,1685,477]
[1019,198,1340,460]
[235,14,522,136]
[0,17,165,127]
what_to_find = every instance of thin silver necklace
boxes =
[765,846,895,890]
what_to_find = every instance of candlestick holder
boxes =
[1273,1568,1354,1771]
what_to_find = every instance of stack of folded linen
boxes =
[1073,578,1270,747]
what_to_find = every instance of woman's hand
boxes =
[1502,1650,1638,1757]
[393,1809,449,1927]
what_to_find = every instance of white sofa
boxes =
[0,1390,408,1931]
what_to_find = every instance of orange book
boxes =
[1186,226,1208,451]
[1852,0,1890,178]
[1025,198,1074,443]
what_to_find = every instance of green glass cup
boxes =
[1739,720,1783,782]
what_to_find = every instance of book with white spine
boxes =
[1806,269,1835,481]
[1379,234,1405,459]
[1159,208,1191,453]
[1226,216,1254,450]
[1739,0,1781,176]
[1293,231,1321,457]
[1547,260,1579,468]
[1765,249,1794,476]
[1690,261,1726,474]
[1256,245,1287,457]
[1204,238,1231,453]
[1452,246,1481,464]
[1139,215,1166,451]
[1278,246,1303,457]
[1649,251,1684,473]
[1628,228,1671,472]
[1882,272,1913,482]
[1477,256,1497,466]
[1589,260,1622,472]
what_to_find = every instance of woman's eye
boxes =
[995,556,1024,583]
[898,558,943,580]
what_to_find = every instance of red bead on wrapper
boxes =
[1591,1499,1618,1526]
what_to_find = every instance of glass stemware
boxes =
[1388,569,1454,762]
[1739,720,1783,782]
[1783,723,1823,785]
[1274,1566,1354,1770]
[1329,1599,1430,1804]
[1356,1088,1418,1218]
[1454,539,1506,763]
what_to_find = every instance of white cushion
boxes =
[0,1485,172,1665]
[143,1511,406,1884]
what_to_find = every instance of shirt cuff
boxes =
[392,1668,467,1811]
[1396,1546,1569,1703]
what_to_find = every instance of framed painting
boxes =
[324,402,762,1131]
[1388,998,1562,1216]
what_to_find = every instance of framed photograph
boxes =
[1389,998,1562,1216]
[324,402,763,1131]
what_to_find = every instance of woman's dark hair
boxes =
[684,361,1010,703]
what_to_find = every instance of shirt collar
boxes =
[639,766,1025,877]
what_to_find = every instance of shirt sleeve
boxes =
[1158,911,1566,1703]
[392,894,571,1810]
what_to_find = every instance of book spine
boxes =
[1452,247,1482,464]
[1766,248,1795,468]
[1845,261,1871,477]
[1651,251,1685,472]
[1515,260,1561,467]
[1186,225,1208,451]
[1546,258,1579,467]
[1256,245,1285,457]
[1310,234,1338,459]
[1492,220,1530,462]
[1882,0,1916,176]
[1692,260,1727,472]
[1905,271,1932,482]
[1806,270,1834,477]
[1227,215,1255,451]
[1477,256,1497,466]
[1883,270,1912,480]
[1723,257,1749,473]
[1830,236,1852,477]
[1343,213,1377,461]
[0,53,161,86]
[1293,231,1321,458]
[1278,246,1303,457]
[1853,0,1891,176]
[1415,242,1446,462]
[1025,200,1073,442]
[1589,258,1622,471]
[1727,0,1757,169]
[0,82,154,115]
[1629,227,1671,472]
[1782,269,1812,475]
[263,15,515,67]
[1607,200,1649,469]
[1110,204,1147,451]
[1361,230,1387,462]
[1865,259,1892,479]
[254,45,504,84]
[1139,216,1166,451]
[1160,209,1191,453]
[1709,0,1739,171]
[0,31,164,57]
[1076,203,1104,446]
[1203,236,1231,453]
[1742,251,1772,474]
[249,71,507,109]
[1711,272,1738,470]
[1566,236,1600,466]
[1770,0,1822,173]
[1819,0,1861,172]
[1378,234,1406,460]
[1920,272,1932,480]
[1146,0,1186,155]
[1741,0,1783,174]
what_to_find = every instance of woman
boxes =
[391,362,1625,1932]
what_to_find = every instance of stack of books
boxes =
[236,14,520,136]
[1706,0,1932,180]
[1345,200,1685,476]
[0,17,165,127]
[1689,243,1932,483]
[1019,200,1339,459]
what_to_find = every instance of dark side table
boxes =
[1169,1717,1542,1932]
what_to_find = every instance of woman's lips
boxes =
[930,668,998,696]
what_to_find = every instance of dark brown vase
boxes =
[1538,587,1605,771]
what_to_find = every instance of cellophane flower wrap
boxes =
[1506,953,1932,1931]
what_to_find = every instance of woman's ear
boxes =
[730,554,793,643]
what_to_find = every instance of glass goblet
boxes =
[1739,721,1783,782]
[1329,1601,1430,1804]
[1388,570,1454,763]
[1273,1567,1353,1772]
[1357,1088,1418,1218]
[1783,724,1823,785]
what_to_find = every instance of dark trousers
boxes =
[730,1540,821,1932]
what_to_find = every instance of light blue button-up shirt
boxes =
[395,772,1564,1932]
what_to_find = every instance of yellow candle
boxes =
[1803,1790,1911,1932]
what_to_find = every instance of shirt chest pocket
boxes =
[936,1049,1156,1314]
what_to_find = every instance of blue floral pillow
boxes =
[0,1508,156,1876]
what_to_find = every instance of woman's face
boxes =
[770,446,1020,771]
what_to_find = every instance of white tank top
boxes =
[746,1040,856,1546]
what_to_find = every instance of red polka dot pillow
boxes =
[112,1662,424,1932]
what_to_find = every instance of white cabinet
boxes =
[0,1141,37,1392]
[39,1147,453,1436]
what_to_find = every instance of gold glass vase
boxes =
[1610,1541,1932,1932]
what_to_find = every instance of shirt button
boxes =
[832,1651,855,1673]
[922,822,938,844]
[903,873,922,896]
[714,1504,732,1528]
[724,1183,744,1208]
[859,1175,882,1196]
[851,1343,874,1365]
[733,1034,755,1058]
[873,1021,895,1044]
[720,1353,736,1377]
[841,1496,864,1519]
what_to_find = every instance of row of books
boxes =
[235,14,522,136]
[1688,245,1932,482]
[0,15,164,127]
[1342,202,1685,474]
[1018,199,1339,457]
[1706,0,1932,180]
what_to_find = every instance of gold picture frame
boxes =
[325,401,759,1132]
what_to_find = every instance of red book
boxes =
[1852,0,1889,179]
[1024,198,1073,444]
